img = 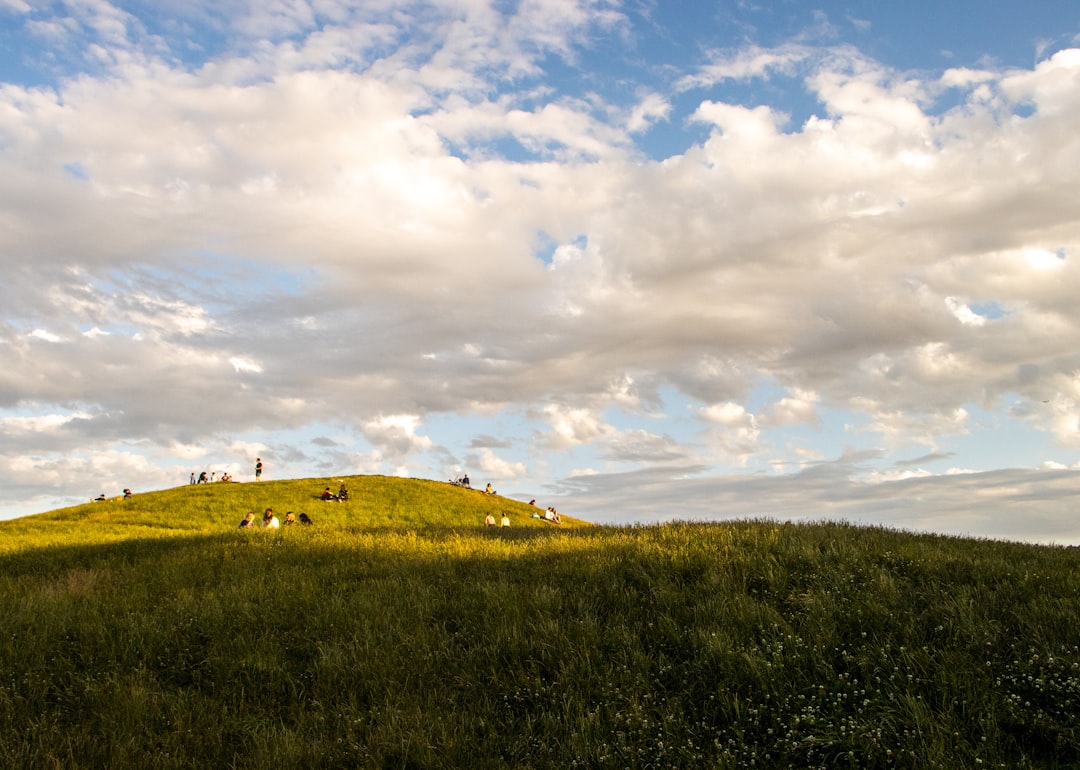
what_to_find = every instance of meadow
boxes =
[1,475,1078,768]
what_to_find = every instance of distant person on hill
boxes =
[500,514,510,527]
[198,471,208,484]
[321,487,336,501]
[238,512,256,529]
[485,483,496,495]
[485,513,496,526]
[123,488,132,499]
[462,473,470,488]
[220,472,232,483]
[255,458,263,481]
[190,472,195,485]
[298,512,313,525]
[337,483,349,501]
[262,508,279,529]
[93,493,106,502]
[284,512,297,525]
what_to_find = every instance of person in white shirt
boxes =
[262,508,279,529]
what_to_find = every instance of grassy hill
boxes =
[1,476,1078,768]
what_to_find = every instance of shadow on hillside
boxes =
[0,523,620,579]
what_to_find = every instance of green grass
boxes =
[1,477,1078,768]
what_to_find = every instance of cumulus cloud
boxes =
[468,447,527,480]
[361,415,433,463]
[1,3,1079,539]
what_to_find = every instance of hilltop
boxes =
[1,474,589,553]
[1,477,1078,769]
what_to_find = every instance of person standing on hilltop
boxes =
[255,457,263,481]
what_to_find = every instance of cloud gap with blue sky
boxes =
[1,0,1079,542]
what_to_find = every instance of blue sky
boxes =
[1,1,1079,543]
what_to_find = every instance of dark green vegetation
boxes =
[1,476,1078,768]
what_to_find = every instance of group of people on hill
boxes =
[529,500,562,524]
[191,470,234,484]
[480,500,566,528]
[92,488,133,502]
[484,512,511,527]
[321,483,349,501]
[449,474,498,496]
[191,458,265,486]
[238,508,312,529]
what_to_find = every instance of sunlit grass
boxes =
[1,480,1078,768]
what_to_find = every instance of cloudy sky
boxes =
[2,1,1079,543]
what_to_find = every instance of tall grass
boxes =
[1,479,1077,768]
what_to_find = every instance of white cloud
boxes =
[626,92,670,133]
[540,404,613,449]
[1024,248,1066,271]
[230,356,263,374]
[677,44,810,89]
[470,446,527,480]
[29,329,63,342]
[1,411,91,433]
[763,389,820,428]
[945,296,986,326]
[1,5,1080,539]
[699,402,750,426]
[361,415,434,462]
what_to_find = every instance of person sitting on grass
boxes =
[284,512,297,525]
[321,487,336,501]
[93,493,106,502]
[500,514,510,527]
[238,512,256,529]
[123,488,132,499]
[485,483,496,495]
[262,508,279,529]
[485,513,496,526]
[298,512,313,525]
[337,483,349,501]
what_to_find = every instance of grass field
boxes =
[1,476,1078,768]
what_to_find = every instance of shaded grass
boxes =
[1,487,1078,768]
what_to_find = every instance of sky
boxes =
[1,1,1079,543]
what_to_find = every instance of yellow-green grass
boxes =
[1,475,587,555]
[1,477,1078,769]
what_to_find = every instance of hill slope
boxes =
[1,474,588,554]
[1,479,1078,769]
